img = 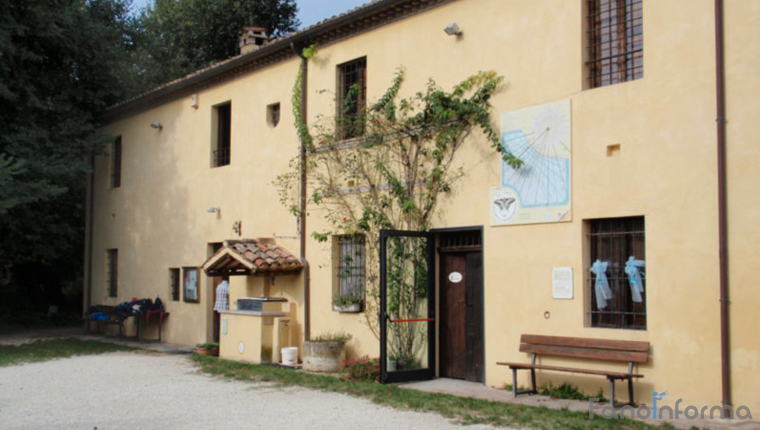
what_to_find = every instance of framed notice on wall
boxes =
[183,267,200,303]
[552,267,573,299]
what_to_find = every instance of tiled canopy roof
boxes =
[202,238,303,277]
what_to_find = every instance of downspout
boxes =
[291,42,311,341]
[714,0,731,412]
[84,153,95,317]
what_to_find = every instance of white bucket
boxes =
[281,347,298,365]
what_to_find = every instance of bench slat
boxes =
[496,362,643,379]
[521,334,649,353]
[519,343,649,363]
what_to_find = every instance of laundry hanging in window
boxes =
[624,256,645,303]
[590,259,613,309]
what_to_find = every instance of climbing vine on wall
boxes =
[277,53,520,350]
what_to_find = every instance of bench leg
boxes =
[609,378,616,406]
[627,377,635,406]
[530,368,537,394]
[512,368,518,397]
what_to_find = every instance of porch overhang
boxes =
[201,238,303,277]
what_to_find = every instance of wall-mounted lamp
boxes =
[207,207,221,214]
[443,22,462,36]
[233,220,242,236]
[150,122,163,131]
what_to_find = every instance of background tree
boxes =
[0,0,137,324]
[0,0,300,327]
[131,0,299,92]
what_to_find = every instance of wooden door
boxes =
[439,249,483,382]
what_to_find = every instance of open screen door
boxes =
[380,230,435,383]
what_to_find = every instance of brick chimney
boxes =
[239,27,268,55]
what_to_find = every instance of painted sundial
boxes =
[491,100,572,226]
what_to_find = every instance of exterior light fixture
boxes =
[150,122,163,130]
[443,22,461,36]
[207,207,221,214]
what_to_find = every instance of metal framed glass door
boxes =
[380,230,435,383]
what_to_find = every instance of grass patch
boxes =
[539,383,609,403]
[0,338,135,367]
[192,355,664,430]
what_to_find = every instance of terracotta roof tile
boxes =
[203,238,303,276]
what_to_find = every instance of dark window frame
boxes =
[170,268,180,301]
[267,102,280,128]
[336,57,367,140]
[587,216,646,330]
[335,234,366,301]
[106,249,118,298]
[212,102,231,167]
[586,0,643,88]
[111,136,122,188]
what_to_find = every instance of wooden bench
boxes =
[497,334,650,405]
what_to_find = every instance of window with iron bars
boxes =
[337,57,366,140]
[111,136,121,188]
[212,102,231,167]
[169,268,180,301]
[587,217,646,329]
[586,0,643,88]
[106,249,118,298]
[335,235,366,301]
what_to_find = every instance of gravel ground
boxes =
[0,352,500,430]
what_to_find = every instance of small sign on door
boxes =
[448,271,463,283]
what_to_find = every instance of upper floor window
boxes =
[267,102,280,128]
[110,136,121,188]
[586,0,643,88]
[212,102,231,167]
[337,57,366,140]
[587,216,646,330]
[106,248,118,298]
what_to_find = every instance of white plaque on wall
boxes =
[552,267,573,299]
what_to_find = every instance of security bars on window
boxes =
[587,217,646,330]
[170,268,180,301]
[337,58,367,140]
[107,249,118,298]
[338,235,366,298]
[587,0,643,88]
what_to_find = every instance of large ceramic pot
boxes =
[302,341,346,372]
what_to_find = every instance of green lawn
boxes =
[0,338,135,367]
[192,355,667,430]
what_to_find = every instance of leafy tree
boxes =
[131,0,299,91]
[0,0,136,320]
[279,58,521,359]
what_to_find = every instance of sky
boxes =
[129,0,370,29]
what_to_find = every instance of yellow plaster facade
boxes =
[90,0,759,413]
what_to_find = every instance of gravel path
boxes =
[0,352,500,430]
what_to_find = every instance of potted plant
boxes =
[332,294,363,313]
[196,342,219,356]
[302,332,352,372]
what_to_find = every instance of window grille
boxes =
[587,217,646,329]
[106,249,118,298]
[170,268,180,301]
[439,230,482,249]
[337,235,366,298]
[111,136,121,188]
[337,57,366,140]
[213,103,231,167]
[587,0,643,88]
